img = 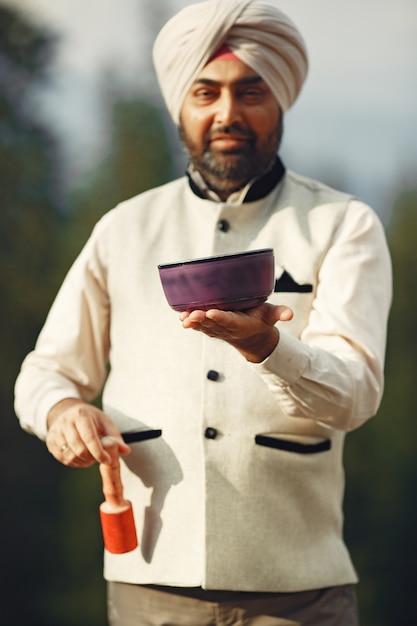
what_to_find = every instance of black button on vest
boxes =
[207,370,220,381]
[217,219,230,233]
[204,427,218,439]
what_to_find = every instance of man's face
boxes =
[179,57,283,199]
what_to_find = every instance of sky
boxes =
[6,0,417,220]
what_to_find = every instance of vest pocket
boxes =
[255,433,331,454]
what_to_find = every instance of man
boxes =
[15,1,392,624]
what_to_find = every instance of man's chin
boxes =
[202,152,253,176]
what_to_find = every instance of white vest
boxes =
[16,170,392,591]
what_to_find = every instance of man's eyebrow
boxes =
[237,76,265,86]
[191,75,265,87]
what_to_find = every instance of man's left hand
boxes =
[180,302,293,363]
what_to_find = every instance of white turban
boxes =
[153,0,308,125]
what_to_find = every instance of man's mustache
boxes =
[209,124,256,141]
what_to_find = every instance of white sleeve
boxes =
[254,201,392,431]
[14,213,113,439]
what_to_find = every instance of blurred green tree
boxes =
[0,6,69,625]
[0,5,62,371]
[67,96,174,261]
[344,188,417,626]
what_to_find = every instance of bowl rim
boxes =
[158,247,273,270]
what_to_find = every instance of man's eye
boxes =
[242,88,263,98]
[194,88,216,99]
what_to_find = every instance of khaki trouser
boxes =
[107,582,359,626]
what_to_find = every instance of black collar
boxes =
[186,156,286,203]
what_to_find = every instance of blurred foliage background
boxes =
[1,4,416,625]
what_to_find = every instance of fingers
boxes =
[68,413,111,465]
[179,302,293,363]
[46,402,130,468]
[180,302,293,333]
[251,303,293,327]
[47,418,108,467]
[100,436,121,470]
[273,304,294,322]
[98,419,131,457]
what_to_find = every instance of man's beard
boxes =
[179,120,283,197]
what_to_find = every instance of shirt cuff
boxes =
[253,330,310,386]
[17,382,82,441]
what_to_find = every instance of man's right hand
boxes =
[46,399,131,468]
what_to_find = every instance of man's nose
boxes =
[213,92,242,126]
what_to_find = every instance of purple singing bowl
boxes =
[158,248,275,312]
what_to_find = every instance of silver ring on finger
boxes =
[60,443,69,453]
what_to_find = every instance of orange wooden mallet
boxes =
[99,436,138,554]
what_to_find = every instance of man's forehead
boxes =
[192,58,264,85]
